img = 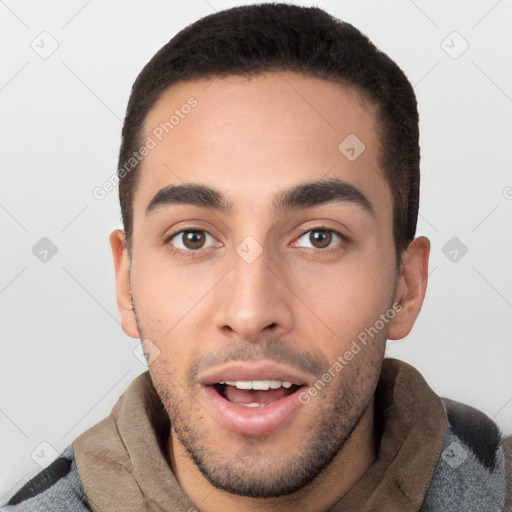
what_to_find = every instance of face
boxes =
[112,72,416,498]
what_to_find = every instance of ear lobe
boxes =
[110,229,140,339]
[387,236,430,340]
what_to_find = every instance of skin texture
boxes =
[110,71,430,512]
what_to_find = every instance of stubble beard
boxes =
[150,349,384,498]
[132,293,387,499]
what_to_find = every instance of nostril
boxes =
[267,322,277,329]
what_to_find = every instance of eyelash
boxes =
[164,225,349,259]
[292,225,349,254]
[163,228,218,260]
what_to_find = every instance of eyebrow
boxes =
[145,178,373,216]
[273,178,373,215]
[146,183,232,215]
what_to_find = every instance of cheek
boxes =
[130,249,226,370]
[291,253,396,349]
[131,247,211,321]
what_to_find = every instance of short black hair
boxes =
[118,3,420,261]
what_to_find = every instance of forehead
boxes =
[134,71,390,224]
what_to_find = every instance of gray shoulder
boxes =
[1,445,90,512]
[505,434,512,511]
[420,398,508,512]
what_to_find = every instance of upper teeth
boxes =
[219,380,293,390]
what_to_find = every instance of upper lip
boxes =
[198,361,312,387]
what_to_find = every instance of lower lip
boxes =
[203,385,304,437]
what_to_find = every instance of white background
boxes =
[1,0,511,502]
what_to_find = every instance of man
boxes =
[4,4,510,511]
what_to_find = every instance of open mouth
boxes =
[199,362,311,436]
[213,380,301,408]
[202,376,306,436]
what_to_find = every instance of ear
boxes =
[110,229,140,339]
[387,236,430,340]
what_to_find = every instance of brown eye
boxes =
[294,228,344,250]
[309,230,332,248]
[182,231,205,249]
[168,230,216,251]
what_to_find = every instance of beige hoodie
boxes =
[73,359,511,512]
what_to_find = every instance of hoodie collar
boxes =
[73,358,447,512]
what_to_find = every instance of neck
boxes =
[168,398,376,512]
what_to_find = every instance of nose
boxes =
[215,244,294,343]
